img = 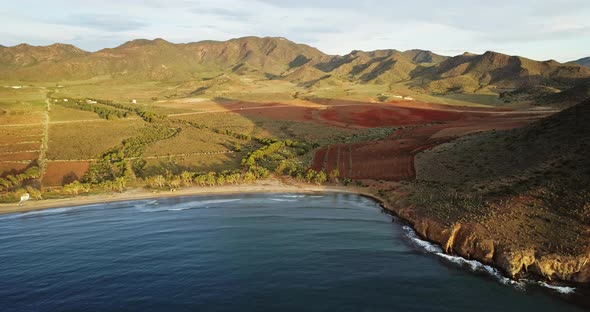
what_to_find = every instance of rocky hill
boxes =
[0,43,88,70]
[413,51,590,94]
[416,98,590,222]
[0,37,328,81]
[408,99,590,282]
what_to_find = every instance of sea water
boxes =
[0,193,584,311]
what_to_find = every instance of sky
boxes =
[1,0,589,62]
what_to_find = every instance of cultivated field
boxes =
[0,78,555,189]
[47,119,144,160]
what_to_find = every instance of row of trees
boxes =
[213,128,252,141]
[144,169,262,190]
[56,99,130,120]
[141,166,337,191]
[90,99,165,123]
[63,176,128,196]
[0,186,42,203]
[0,166,40,192]
[242,141,285,167]
[83,125,179,185]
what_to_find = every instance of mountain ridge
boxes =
[572,57,590,68]
[1,36,589,105]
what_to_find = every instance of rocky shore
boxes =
[381,201,590,284]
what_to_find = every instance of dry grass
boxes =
[47,119,145,160]
[175,112,258,134]
[49,104,103,122]
[0,142,39,154]
[0,151,38,162]
[142,153,243,175]
[143,125,239,156]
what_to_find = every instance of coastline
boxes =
[0,179,372,216]
[3,178,587,292]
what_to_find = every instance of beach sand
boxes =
[0,179,373,216]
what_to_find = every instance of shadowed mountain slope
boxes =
[417,98,590,221]
[413,51,590,93]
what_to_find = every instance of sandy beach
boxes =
[0,179,375,216]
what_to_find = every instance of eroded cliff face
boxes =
[385,203,590,284]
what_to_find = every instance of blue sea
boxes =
[0,193,584,311]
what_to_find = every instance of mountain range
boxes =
[2,36,590,102]
[572,57,590,68]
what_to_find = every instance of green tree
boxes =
[205,172,217,187]
[305,169,316,183]
[194,174,207,187]
[313,171,327,185]
[63,181,83,195]
[329,169,340,183]
[168,176,182,189]
[147,175,166,188]
[180,171,193,186]
[26,186,43,200]
[242,171,257,184]
[114,177,127,192]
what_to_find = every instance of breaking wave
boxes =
[403,226,577,294]
[270,198,298,202]
[538,282,576,294]
[0,207,79,221]
[279,194,307,198]
[402,225,558,291]
[136,198,241,212]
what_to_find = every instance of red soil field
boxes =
[42,161,90,186]
[0,163,29,176]
[0,152,38,162]
[231,99,543,130]
[312,126,447,180]
[319,105,465,128]
[311,102,551,181]
[241,106,315,121]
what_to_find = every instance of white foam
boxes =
[279,194,306,198]
[137,198,241,212]
[402,226,525,289]
[0,207,77,221]
[538,282,576,295]
[271,198,297,202]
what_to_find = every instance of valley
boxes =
[1,36,589,291]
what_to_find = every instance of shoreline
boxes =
[2,178,586,294]
[0,179,374,216]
